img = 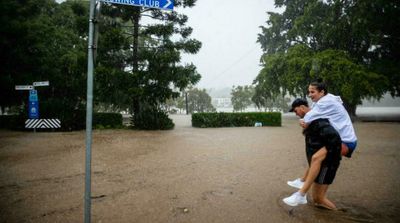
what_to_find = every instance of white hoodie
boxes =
[304,93,357,143]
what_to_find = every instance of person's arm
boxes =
[299,119,308,129]
[304,94,344,125]
[303,101,334,124]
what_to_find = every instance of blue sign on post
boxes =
[100,0,174,10]
[29,101,39,119]
[29,90,38,102]
[29,90,39,119]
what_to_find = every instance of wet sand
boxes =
[0,115,399,223]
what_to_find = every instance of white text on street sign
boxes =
[100,0,173,10]
[33,81,50,87]
[15,85,34,90]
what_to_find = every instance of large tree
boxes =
[231,85,254,112]
[187,88,215,113]
[1,0,201,130]
[256,0,400,116]
[95,0,201,129]
[0,0,89,129]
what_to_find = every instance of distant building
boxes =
[212,98,232,108]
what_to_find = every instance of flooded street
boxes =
[0,115,399,222]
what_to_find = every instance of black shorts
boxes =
[315,165,338,185]
[306,147,340,185]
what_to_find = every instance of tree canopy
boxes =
[0,0,202,130]
[231,85,254,112]
[186,88,215,113]
[95,0,201,128]
[1,0,90,129]
[255,0,400,116]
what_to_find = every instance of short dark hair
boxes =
[309,78,328,95]
[289,98,308,112]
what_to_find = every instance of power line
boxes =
[204,45,259,86]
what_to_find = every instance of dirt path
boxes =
[0,115,399,223]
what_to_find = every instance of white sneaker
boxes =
[283,191,307,206]
[287,178,304,189]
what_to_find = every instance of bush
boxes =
[0,112,123,131]
[0,115,25,130]
[192,112,281,128]
[132,106,174,130]
[93,113,123,129]
[40,99,85,131]
[41,99,123,130]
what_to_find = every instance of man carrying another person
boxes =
[283,98,342,210]
[287,80,358,190]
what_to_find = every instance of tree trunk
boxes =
[131,7,140,126]
[132,7,140,73]
[343,101,357,122]
[131,99,140,127]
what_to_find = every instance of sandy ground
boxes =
[0,115,400,223]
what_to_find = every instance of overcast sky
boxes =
[58,0,281,89]
[177,0,282,89]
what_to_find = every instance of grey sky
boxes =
[177,0,281,89]
[57,0,280,89]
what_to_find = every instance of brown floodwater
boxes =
[0,115,399,222]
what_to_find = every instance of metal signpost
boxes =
[84,1,96,223]
[84,1,174,222]
[15,85,35,120]
[15,81,50,131]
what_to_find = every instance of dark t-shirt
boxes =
[303,118,342,167]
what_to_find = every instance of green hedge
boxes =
[191,112,281,128]
[132,106,174,130]
[0,115,25,130]
[93,113,123,129]
[0,112,123,131]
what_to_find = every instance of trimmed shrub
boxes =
[40,99,86,131]
[0,112,123,131]
[192,112,281,128]
[132,106,174,130]
[93,113,123,129]
[0,115,25,130]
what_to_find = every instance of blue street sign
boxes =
[29,101,39,119]
[29,90,39,119]
[29,90,38,102]
[100,0,174,10]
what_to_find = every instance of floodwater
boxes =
[0,115,399,222]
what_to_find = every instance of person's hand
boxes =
[299,119,308,129]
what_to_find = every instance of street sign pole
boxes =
[83,1,174,222]
[84,0,96,222]
[15,82,49,133]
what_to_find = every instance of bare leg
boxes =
[312,183,337,210]
[299,147,327,194]
[301,168,309,182]
[341,143,348,156]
